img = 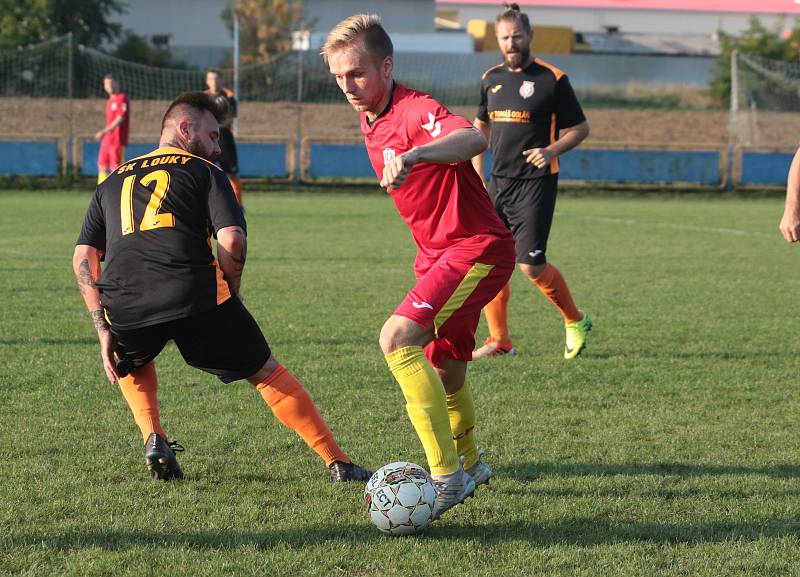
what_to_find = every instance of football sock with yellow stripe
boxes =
[117,361,166,443]
[385,346,459,476]
[483,283,511,344]
[446,382,479,469]
[97,170,108,184]
[256,364,350,467]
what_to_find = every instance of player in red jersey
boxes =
[323,14,516,520]
[95,74,130,184]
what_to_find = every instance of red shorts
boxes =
[394,246,514,365]
[98,136,125,170]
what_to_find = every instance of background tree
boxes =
[0,0,124,50]
[223,0,304,64]
[112,33,187,68]
[711,16,800,106]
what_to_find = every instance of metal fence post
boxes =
[66,32,74,176]
[726,49,738,191]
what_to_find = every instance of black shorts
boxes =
[488,174,558,265]
[216,127,239,175]
[111,297,270,383]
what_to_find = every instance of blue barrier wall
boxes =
[238,143,287,178]
[82,142,287,178]
[0,140,59,176]
[311,144,721,185]
[560,149,721,184]
[82,142,155,176]
[741,151,793,186]
[485,149,720,184]
[309,144,374,178]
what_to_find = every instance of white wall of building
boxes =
[444,4,798,35]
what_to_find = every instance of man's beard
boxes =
[186,138,219,161]
[504,46,530,69]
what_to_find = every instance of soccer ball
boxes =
[364,461,436,536]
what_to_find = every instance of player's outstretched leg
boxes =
[251,360,372,482]
[526,263,591,359]
[473,284,516,359]
[117,362,185,480]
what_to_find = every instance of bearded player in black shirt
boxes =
[73,91,371,483]
[472,3,592,360]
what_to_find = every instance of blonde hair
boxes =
[321,14,393,63]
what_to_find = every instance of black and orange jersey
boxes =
[477,58,585,179]
[76,146,246,330]
[205,87,237,129]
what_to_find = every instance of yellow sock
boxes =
[385,346,459,475]
[446,383,479,469]
[97,170,108,184]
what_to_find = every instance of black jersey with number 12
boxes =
[76,146,246,329]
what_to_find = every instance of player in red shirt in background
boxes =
[94,73,130,184]
[323,14,516,520]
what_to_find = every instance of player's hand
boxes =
[780,206,800,242]
[97,329,120,384]
[380,148,420,189]
[94,131,103,141]
[523,147,554,170]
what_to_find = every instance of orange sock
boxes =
[256,365,349,467]
[229,175,243,205]
[483,283,511,344]
[533,263,582,323]
[117,362,166,443]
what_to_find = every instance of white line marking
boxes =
[563,213,777,240]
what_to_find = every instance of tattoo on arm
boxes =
[91,309,110,334]
[77,258,96,297]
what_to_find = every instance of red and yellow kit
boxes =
[361,83,515,362]
[98,92,130,169]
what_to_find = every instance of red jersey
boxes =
[105,92,130,146]
[361,84,512,270]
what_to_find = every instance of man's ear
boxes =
[178,119,191,140]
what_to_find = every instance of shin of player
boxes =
[324,14,516,518]
[472,3,592,360]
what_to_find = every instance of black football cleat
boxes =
[329,461,373,483]
[144,432,185,481]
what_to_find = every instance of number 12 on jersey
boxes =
[120,169,175,235]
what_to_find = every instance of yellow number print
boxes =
[119,169,175,235]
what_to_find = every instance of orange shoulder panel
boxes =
[481,63,505,80]
[534,58,566,81]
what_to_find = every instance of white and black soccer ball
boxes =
[364,461,436,536]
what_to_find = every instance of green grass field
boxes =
[2,189,800,576]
